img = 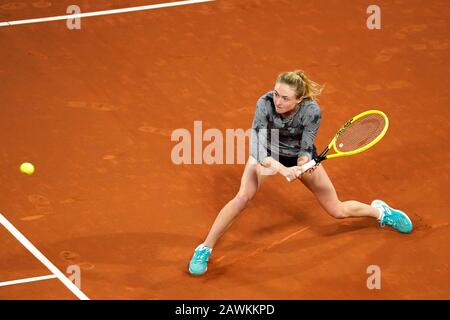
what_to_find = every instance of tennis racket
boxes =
[295,109,389,178]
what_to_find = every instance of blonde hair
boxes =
[276,70,323,100]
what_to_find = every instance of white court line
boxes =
[0,274,57,287]
[0,0,215,27]
[0,214,90,300]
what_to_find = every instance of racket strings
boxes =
[335,114,386,152]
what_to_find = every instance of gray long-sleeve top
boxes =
[250,91,321,163]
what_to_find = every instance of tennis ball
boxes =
[20,162,35,175]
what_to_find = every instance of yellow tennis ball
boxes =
[20,162,35,175]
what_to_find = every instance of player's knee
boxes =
[328,202,347,219]
[233,192,252,211]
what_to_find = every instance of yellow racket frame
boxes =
[290,110,390,181]
[325,109,389,159]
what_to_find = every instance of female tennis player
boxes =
[188,70,413,276]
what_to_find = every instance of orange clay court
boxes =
[0,0,449,300]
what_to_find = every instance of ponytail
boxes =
[276,70,323,100]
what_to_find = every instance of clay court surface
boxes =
[0,0,449,299]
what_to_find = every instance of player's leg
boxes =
[299,164,380,219]
[203,160,268,248]
[189,158,269,275]
[299,165,412,233]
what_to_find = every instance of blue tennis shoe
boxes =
[189,244,212,276]
[372,200,413,234]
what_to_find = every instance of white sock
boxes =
[197,243,212,252]
[375,207,384,221]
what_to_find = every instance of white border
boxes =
[0,214,90,300]
[0,274,57,287]
[0,0,215,27]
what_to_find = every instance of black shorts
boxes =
[267,146,318,168]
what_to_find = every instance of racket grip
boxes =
[286,160,316,181]
[300,159,317,173]
[286,164,310,182]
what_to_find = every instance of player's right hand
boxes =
[281,166,302,182]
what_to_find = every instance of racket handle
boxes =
[286,160,316,182]
[300,159,317,173]
[285,159,317,181]
[285,175,300,182]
